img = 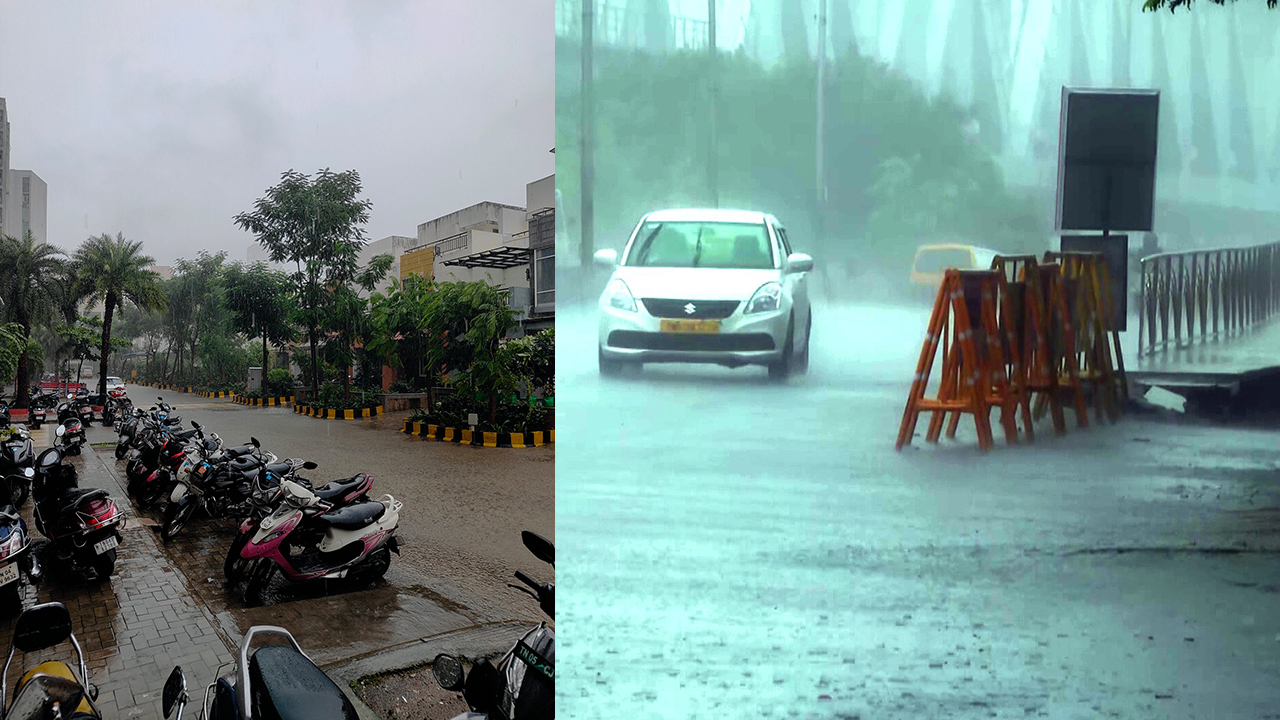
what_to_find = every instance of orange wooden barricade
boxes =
[1045,252,1121,423]
[896,269,1023,453]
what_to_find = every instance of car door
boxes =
[771,223,810,339]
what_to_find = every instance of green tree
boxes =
[234,168,387,399]
[223,262,295,375]
[321,254,393,400]
[0,231,69,407]
[171,251,229,383]
[70,233,168,398]
[420,281,520,424]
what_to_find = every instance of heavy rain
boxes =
[555,1,1280,718]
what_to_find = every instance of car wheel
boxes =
[599,348,625,377]
[796,311,812,376]
[768,318,794,381]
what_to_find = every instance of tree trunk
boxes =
[98,292,116,398]
[14,320,31,409]
[342,352,350,401]
[489,392,497,426]
[77,356,85,387]
[310,330,319,398]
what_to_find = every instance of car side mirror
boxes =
[432,654,465,691]
[786,253,814,274]
[593,249,618,267]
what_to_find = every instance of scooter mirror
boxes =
[432,654,465,691]
[191,421,201,430]
[251,437,260,448]
[521,531,555,567]
[303,461,318,470]
[163,666,187,718]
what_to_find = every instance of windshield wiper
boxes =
[635,223,663,265]
[692,226,705,268]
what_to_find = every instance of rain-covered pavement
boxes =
[556,300,1280,720]
[108,386,554,668]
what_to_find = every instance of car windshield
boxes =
[624,221,774,269]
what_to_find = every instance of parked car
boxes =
[594,208,813,381]
[105,376,125,393]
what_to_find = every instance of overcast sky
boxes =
[0,0,554,266]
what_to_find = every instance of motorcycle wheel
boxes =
[89,547,117,580]
[243,559,274,607]
[357,547,392,582]
[115,444,127,461]
[161,501,196,542]
[224,532,250,582]
[11,477,29,510]
[0,582,21,615]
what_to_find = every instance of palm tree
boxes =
[71,233,168,398]
[0,231,70,408]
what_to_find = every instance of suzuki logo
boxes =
[684,303,697,315]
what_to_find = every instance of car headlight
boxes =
[745,282,782,314]
[603,278,637,312]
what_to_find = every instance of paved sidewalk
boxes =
[0,445,233,719]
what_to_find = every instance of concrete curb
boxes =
[294,403,384,420]
[232,395,294,407]
[323,622,533,684]
[400,419,554,448]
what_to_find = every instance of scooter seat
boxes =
[229,456,263,471]
[0,505,18,522]
[262,462,292,478]
[59,488,108,516]
[226,445,255,457]
[316,501,385,530]
[249,646,357,720]
[313,475,367,502]
[174,428,199,441]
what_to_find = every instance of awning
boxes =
[443,245,531,269]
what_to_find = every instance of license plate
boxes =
[513,641,554,680]
[659,319,720,334]
[0,563,17,587]
[93,536,119,555]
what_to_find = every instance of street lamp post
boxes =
[580,0,596,270]
[816,0,827,246]
[708,0,719,208]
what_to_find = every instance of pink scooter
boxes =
[237,480,401,606]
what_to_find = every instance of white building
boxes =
[4,170,47,244]
[0,99,10,239]
[358,235,418,297]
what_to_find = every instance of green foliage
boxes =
[500,327,554,396]
[0,231,71,405]
[0,323,26,385]
[410,393,551,434]
[265,368,295,398]
[310,381,380,410]
[223,261,295,371]
[555,38,1048,277]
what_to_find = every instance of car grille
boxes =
[607,331,775,352]
[640,299,740,319]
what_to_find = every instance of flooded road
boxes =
[556,301,1280,720]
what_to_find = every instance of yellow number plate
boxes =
[660,319,720,334]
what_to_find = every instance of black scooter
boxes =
[31,447,125,580]
[433,531,554,720]
[0,426,34,508]
[162,625,357,719]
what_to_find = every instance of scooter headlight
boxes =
[603,278,637,312]
[56,426,66,437]
[0,529,23,561]
[22,467,33,478]
[745,282,782,314]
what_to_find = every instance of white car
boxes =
[105,376,125,393]
[594,208,814,379]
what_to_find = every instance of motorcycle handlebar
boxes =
[514,570,542,594]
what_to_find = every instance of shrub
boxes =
[265,368,294,398]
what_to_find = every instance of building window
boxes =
[535,246,554,307]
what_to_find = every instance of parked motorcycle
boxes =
[55,418,86,457]
[26,398,47,430]
[0,401,10,430]
[0,475,41,614]
[31,447,125,580]
[1,602,102,719]
[162,625,357,720]
[235,479,400,606]
[433,531,554,720]
[0,426,34,508]
[126,426,199,508]
[222,469,373,582]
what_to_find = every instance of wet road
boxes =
[556,301,1280,720]
[100,388,554,667]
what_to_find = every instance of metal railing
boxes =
[1137,242,1280,357]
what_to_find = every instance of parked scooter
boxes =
[161,625,357,720]
[55,418,86,457]
[0,426,34,508]
[433,531,554,720]
[1,602,102,719]
[0,475,41,614]
[235,479,401,606]
[222,468,374,582]
[31,447,125,580]
[26,398,47,431]
[126,426,199,508]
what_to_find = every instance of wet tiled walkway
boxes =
[0,445,233,719]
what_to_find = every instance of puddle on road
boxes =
[216,582,472,666]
